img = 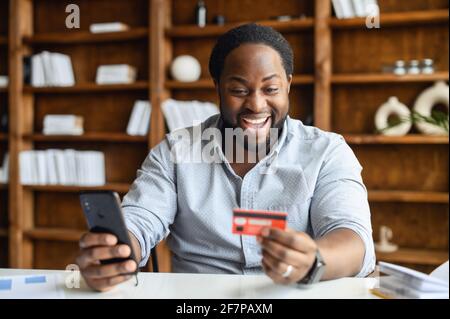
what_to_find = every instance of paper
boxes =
[0,274,65,299]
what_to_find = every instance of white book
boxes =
[51,53,75,87]
[340,0,355,18]
[35,151,47,185]
[332,0,345,19]
[138,102,152,136]
[379,277,449,299]
[64,149,77,185]
[127,101,146,135]
[54,150,68,185]
[0,152,8,183]
[96,64,137,85]
[31,54,46,87]
[45,150,58,185]
[364,0,379,16]
[351,0,367,17]
[76,152,87,185]
[89,22,129,34]
[0,75,8,88]
[41,51,56,86]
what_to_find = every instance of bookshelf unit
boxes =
[5,0,449,274]
[0,0,9,268]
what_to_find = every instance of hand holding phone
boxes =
[77,191,138,292]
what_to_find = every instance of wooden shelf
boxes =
[330,9,449,29]
[332,72,449,84]
[369,190,449,203]
[24,82,149,94]
[167,18,315,37]
[23,28,149,45]
[0,36,7,45]
[377,248,449,266]
[23,183,131,194]
[166,75,314,89]
[27,133,147,143]
[0,87,8,93]
[24,228,84,242]
[0,228,8,237]
[344,134,449,145]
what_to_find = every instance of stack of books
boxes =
[95,64,137,85]
[126,100,151,136]
[89,22,130,33]
[0,153,8,183]
[161,99,219,132]
[19,150,105,186]
[371,262,449,299]
[31,51,75,87]
[332,0,379,19]
[43,115,84,135]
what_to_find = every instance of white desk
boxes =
[0,268,378,299]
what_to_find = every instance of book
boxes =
[351,0,367,17]
[371,261,449,299]
[0,153,8,183]
[332,0,356,19]
[126,101,151,136]
[95,64,137,85]
[43,114,84,135]
[89,22,130,33]
[31,52,75,87]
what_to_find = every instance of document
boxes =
[0,274,65,299]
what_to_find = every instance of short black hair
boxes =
[209,23,294,83]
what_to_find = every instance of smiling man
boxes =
[76,23,375,292]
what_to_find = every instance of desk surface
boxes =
[0,268,378,299]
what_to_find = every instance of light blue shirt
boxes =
[122,114,375,276]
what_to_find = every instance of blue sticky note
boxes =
[25,276,47,284]
[0,279,12,290]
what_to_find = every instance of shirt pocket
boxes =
[268,199,311,231]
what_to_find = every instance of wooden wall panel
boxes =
[33,0,149,33]
[33,241,79,270]
[353,145,449,192]
[376,0,449,13]
[172,0,314,25]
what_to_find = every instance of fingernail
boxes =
[105,235,117,245]
[126,261,136,272]
[119,245,130,256]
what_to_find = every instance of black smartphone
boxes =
[79,191,138,274]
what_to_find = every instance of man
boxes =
[76,24,375,292]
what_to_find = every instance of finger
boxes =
[79,232,117,249]
[262,249,299,278]
[89,274,133,292]
[262,259,290,285]
[76,245,131,268]
[83,260,137,279]
[261,237,309,266]
[261,227,315,253]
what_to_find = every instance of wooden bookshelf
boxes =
[24,82,149,94]
[368,190,449,204]
[332,72,449,84]
[26,133,147,143]
[0,88,7,93]
[377,248,448,266]
[23,28,149,45]
[344,134,449,145]
[167,18,315,38]
[5,0,449,273]
[330,9,449,29]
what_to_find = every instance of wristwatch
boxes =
[297,249,326,285]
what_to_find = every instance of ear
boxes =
[287,74,293,93]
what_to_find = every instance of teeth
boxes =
[242,117,269,125]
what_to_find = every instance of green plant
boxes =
[377,110,449,134]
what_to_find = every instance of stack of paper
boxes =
[161,99,220,132]
[89,22,130,33]
[126,100,151,136]
[332,0,379,19]
[19,149,105,186]
[96,64,137,85]
[0,152,8,183]
[0,75,8,88]
[31,51,75,87]
[373,262,449,299]
[43,115,84,135]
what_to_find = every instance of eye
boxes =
[229,88,248,96]
[265,87,279,94]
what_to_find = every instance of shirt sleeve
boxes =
[121,138,177,268]
[310,134,375,277]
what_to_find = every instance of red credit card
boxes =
[232,208,288,236]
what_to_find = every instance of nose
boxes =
[244,91,268,114]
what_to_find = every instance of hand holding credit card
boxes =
[232,208,287,236]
